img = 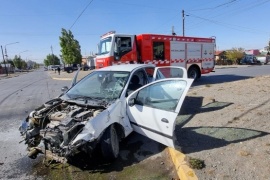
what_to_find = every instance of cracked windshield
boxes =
[65,71,130,102]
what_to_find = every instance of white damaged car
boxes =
[19,64,193,162]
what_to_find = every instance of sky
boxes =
[1,0,269,63]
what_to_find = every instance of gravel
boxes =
[176,75,270,180]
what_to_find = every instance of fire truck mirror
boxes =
[116,38,121,48]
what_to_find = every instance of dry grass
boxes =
[239,150,251,156]
[187,157,205,169]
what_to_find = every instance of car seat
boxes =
[129,75,142,90]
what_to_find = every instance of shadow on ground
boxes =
[64,133,165,173]
[175,126,269,154]
[176,96,233,128]
[192,74,252,87]
[174,96,270,154]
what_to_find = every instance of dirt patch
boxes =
[177,75,270,179]
[31,134,178,180]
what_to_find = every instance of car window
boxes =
[156,67,184,80]
[126,70,147,96]
[134,80,187,111]
[66,71,130,101]
[145,67,155,83]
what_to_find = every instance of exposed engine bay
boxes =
[19,98,106,162]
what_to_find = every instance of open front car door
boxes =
[127,77,193,148]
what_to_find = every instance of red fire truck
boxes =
[95,31,216,79]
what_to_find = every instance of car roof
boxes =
[96,64,155,72]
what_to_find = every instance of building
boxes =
[244,49,260,56]
[26,60,36,69]
[82,55,96,69]
[0,64,14,74]
[260,46,270,56]
[215,51,227,65]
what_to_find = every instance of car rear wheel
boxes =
[68,69,73,73]
[101,125,119,161]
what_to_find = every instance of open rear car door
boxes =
[127,77,193,148]
[152,66,187,81]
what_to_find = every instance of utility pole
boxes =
[3,42,19,75]
[1,46,8,76]
[172,26,176,35]
[182,10,185,37]
[51,45,55,65]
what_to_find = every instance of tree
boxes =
[267,40,270,55]
[34,63,40,69]
[43,54,60,66]
[13,55,23,69]
[226,47,245,64]
[21,60,27,69]
[59,28,82,65]
[6,59,15,67]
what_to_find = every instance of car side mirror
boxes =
[61,86,69,93]
[128,98,135,107]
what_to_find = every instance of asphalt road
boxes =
[0,70,68,179]
[0,69,177,180]
[193,64,270,87]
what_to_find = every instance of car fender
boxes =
[71,100,127,144]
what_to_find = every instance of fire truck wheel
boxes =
[101,125,119,161]
[188,67,200,79]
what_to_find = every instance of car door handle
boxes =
[161,118,169,123]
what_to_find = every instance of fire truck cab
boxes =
[96,31,216,79]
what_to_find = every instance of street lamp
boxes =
[18,50,28,57]
[1,45,9,76]
[5,42,19,58]
[1,42,19,76]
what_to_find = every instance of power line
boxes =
[69,0,94,30]
[188,0,240,12]
[184,0,270,32]
[185,0,243,28]
[185,0,217,11]
[214,0,238,8]
[151,0,241,35]
[184,12,269,34]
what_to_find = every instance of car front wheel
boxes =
[101,125,119,161]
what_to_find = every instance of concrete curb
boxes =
[0,72,26,79]
[48,70,91,81]
[214,65,250,69]
[51,77,72,80]
[168,147,198,180]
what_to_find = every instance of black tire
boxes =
[188,67,200,79]
[101,125,119,161]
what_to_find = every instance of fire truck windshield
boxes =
[98,37,112,55]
